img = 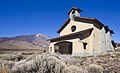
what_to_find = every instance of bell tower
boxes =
[68,7,82,20]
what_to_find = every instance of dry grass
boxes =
[0,66,9,73]
[0,51,120,73]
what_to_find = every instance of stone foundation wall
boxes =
[72,52,99,56]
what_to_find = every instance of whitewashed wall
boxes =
[100,27,106,52]
[106,31,112,51]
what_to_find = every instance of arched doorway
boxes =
[54,41,72,54]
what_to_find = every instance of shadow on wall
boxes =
[54,41,72,54]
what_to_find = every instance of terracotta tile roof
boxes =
[68,7,82,15]
[111,40,116,48]
[74,16,105,27]
[48,28,93,42]
[57,16,114,34]
[116,43,120,47]
[75,16,114,34]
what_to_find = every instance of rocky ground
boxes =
[0,50,120,73]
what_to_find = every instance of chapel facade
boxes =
[48,7,114,56]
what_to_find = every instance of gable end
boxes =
[57,16,114,34]
[57,18,70,33]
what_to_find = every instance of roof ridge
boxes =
[75,16,96,20]
[68,7,82,15]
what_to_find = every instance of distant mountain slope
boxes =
[0,33,50,50]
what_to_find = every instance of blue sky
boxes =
[0,0,120,42]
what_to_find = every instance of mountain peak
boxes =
[0,33,50,50]
[36,33,42,37]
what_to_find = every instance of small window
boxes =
[83,43,87,49]
[50,47,52,52]
[71,25,76,32]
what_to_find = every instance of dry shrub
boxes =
[0,66,9,73]
[20,52,33,55]
[73,56,81,58]
[65,65,88,73]
[11,54,87,73]
[87,64,103,73]
[1,54,16,61]
[1,54,25,62]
